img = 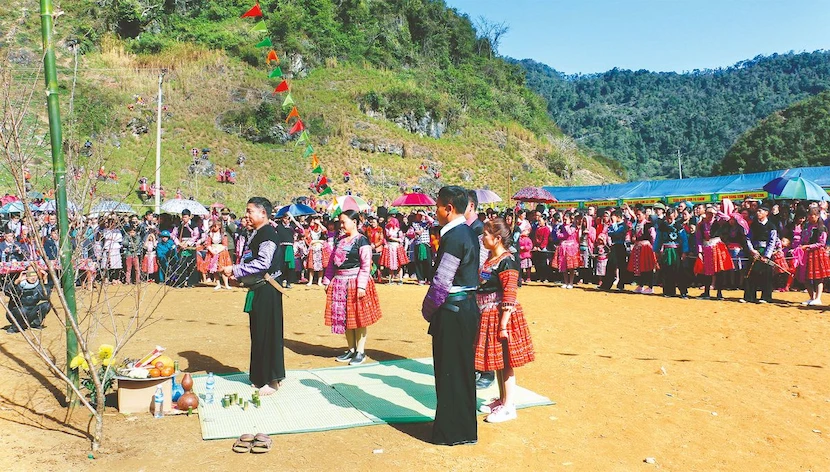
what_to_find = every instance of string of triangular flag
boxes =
[241,2,333,196]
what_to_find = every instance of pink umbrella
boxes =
[392,193,436,207]
[512,187,557,203]
[209,202,226,211]
[474,189,502,204]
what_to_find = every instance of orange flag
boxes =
[241,3,263,18]
[288,119,305,135]
[285,106,300,122]
[274,80,289,93]
[266,50,279,64]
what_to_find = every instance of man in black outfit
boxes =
[172,209,200,287]
[422,186,480,446]
[222,197,285,396]
[274,214,296,288]
[744,206,777,304]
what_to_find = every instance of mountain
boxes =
[0,0,621,211]
[517,51,830,179]
[718,91,830,173]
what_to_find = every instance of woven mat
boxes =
[192,358,553,440]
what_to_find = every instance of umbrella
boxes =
[763,176,830,201]
[512,187,557,203]
[474,189,502,204]
[27,190,43,200]
[209,202,226,211]
[0,201,26,214]
[38,199,79,212]
[391,193,436,207]
[160,199,210,216]
[89,200,136,216]
[328,195,371,213]
[0,195,18,206]
[275,203,317,217]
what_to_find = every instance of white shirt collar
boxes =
[440,215,467,237]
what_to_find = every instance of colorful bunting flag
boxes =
[266,50,279,64]
[269,67,283,79]
[312,165,323,174]
[241,3,264,18]
[302,144,314,158]
[274,80,289,93]
[318,175,328,187]
[285,106,300,122]
[289,119,305,135]
[281,93,294,108]
[319,186,333,196]
[255,37,272,48]
[250,20,268,33]
[311,154,320,168]
[296,131,310,145]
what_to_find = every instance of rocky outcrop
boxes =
[363,109,447,139]
[349,137,404,156]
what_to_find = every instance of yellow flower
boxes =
[102,357,113,367]
[97,344,115,361]
[69,354,89,371]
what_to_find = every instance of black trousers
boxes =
[175,252,198,287]
[662,262,688,296]
[275,246,295,285]
[414,244,432,282]
[745,260,773,302]
[531,251,552,282]
[7,303,50,329]
[249,284,286,388]
[429,297,479,445]
[600,244,629,289]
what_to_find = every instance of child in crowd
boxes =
[142,229,158,282]
[518,230,533,282]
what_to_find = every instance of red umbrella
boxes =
[392,193,436,207]
[512,187,557,203]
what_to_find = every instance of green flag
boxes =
[319,186,333,196]
[296,131,310,145]
[282,93,294,108]
[255,37,272,48]
[303,145,314,158]
[268,67,283,79]
[250,21,268,34]
[312,166,323,174]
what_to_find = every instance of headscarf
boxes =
[731,212,750,235]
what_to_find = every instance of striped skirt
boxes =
[797,247,830,283]
[701,238,734,276]
[379,242,409,271]
[474,292,535,371]
[627,240,658,275]
[324,268,382,334]
[552,240,580,271]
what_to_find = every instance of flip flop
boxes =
[251,433,272,454]
[232,433,255,453]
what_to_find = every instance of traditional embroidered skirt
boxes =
[627,240,658,275]
[552,240,580,271]
[76,258,97,272]
[379,242,409,271]
[474,292,535,371]
[142,253,157,274]
[771,250,788,274]
[579,244,592,269]
[201,249,232,273]
[520,257,533,269]
[306,242,331,271]
[324,267,382,334]
[595,253,608,277]
[797,247,830,282]
[701,238,733,276]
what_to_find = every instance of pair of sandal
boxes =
[232,433,272,453]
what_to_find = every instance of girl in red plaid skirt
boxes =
[475,218,535,423]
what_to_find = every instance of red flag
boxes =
[285,106,300,123]
[288,119,304,135]
[266,50,279,64]
[318,175,328,188]
[274,80,289,93]
[241,3,263,18]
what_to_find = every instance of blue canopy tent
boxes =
[542,166,830,207]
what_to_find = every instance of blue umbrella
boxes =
[763,176,830,201]
[38,199,79,212]
[275,203,317,217]
[0,201,26,214]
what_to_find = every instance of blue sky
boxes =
[444,0,830,74]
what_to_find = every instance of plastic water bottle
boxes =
[171,361,183,402]
[153,386,164,418]
[205,372,215,404]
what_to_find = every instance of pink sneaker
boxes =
[485,404,517,423]
[479,398,502,414]
[641,287,654,294]
[633,286,643,293]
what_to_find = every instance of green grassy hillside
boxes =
[0,0,622,212]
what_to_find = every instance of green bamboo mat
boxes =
[192,358,553,440]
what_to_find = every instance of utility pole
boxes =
[40,0,79,403]
[154,71,165,214]
[677,149,683,180]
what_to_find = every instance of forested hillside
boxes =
[518,52,830,179]
[0,0,621,210]
[718,91,830,174]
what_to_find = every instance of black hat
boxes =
[758,205,770,212]
[181,209,191,216]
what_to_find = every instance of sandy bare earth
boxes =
[0,281,828,471]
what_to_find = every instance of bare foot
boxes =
[259,384,278,396]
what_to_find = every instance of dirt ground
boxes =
[0,281,828,471]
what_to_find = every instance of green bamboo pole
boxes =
[40,0,79,404]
